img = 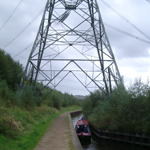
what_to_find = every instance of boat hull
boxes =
[77,132,91,141]
[75,118,91,141]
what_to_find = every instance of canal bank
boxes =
[89,123,150,147]
[33,110,150,150]
[69,111,83,150]
[71,112,149,150]
[34,111,83,150]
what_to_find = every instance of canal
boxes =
[71,113,149,150]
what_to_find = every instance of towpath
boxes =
[33,112,83,150]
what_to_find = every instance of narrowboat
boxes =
[75,116,91,141]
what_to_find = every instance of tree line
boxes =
[0,48,81,109]
[82,79,150,135]
[0,48,81,139]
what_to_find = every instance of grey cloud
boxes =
[0,0,150,95]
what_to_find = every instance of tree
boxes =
[0,49,23,91]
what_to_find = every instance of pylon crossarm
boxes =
[35,60,72,92]
[30,61,52,82]
[73,60,107,94]
[71,71,93,95]
[86,72,102,87]
[72,45,102,70]
[37,71,71,101]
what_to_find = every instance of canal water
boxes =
[71,113,149,150]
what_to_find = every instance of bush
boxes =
[0,80,10,100]
[19,86,38,109]
[0,80,17,107]
[0,108,23,138]
[82,98,92,119]
[0,49,23,91]
[82,80,150,135]
[52,94,62,110]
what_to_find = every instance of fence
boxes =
[90,123,150,147]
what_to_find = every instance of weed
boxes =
[0,106,81,150]
[66,115,75,150]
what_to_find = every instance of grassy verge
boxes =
[0,105,81,150]
[66,115,75,150]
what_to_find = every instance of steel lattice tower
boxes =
[21,0,122,96]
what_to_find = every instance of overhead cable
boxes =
[101,0,150,41]
[104,23,150,45]
[13,43,33,58]
[3,7,44,49]
[0,0,23,32]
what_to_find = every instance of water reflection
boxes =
[72,112,149,150]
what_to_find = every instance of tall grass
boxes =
[0,49,82,149]
[0,104,81,150]
[0,77,81,149]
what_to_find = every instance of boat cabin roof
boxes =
[76,119,89,126]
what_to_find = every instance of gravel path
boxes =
[33,112,82,150]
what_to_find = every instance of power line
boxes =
[11,20,150,62]
[0,0,23,32]
[13,43,33,58]
[101,0,150,41]
[3,7,44,49]
[104,23,150,45]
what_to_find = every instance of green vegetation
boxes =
[0,49,81,149]
[66,115,75,150]
[82,79,150,135]
[0,106,80,150]
[0,49,23,91]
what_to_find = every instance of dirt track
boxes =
[33,112,83,150]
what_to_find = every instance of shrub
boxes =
[19,86,38,109]
[0,80,17,107]
[0,113,23,138]
[52,94,62,110]
[82,80,150,135]
[82,98,92,119]
[0,80,10,100]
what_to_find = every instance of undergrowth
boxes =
[66,115,75,150]
[82,79,150,135]
[0,105,81,150]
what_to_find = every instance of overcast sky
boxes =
[0,0,150,96]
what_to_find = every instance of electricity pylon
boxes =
[21,0,122,97]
